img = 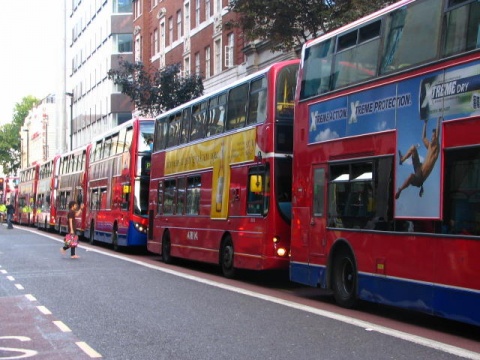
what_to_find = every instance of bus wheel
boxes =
[220,237,235,278]
[89,222,95,245]
[161,232,173,264]
[112,223,119,251]
[332,248,357,308]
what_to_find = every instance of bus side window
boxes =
[186,176,201,215]
[226,83,248,130]
[443,1,480,57]
[247,167,269,215]
[248,77,267,124]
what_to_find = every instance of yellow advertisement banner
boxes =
[164,129,257,219]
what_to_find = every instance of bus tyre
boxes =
[89,223,95,245]
[332,248,357,308]
[220,237,235,278]
[161,232,173,264]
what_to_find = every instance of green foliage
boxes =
[227,0,394,52]
[0,96,38,175]
[107,59,204,116]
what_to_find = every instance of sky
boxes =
[0,0,63,124]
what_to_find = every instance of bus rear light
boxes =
[276,247,287,257]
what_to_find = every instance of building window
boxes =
[225,33,234,68]
[113,0,132,13]
[168,17,173,45]
[114,34,133,53]
[214,38,222,75]
[153,28,159,54]
[184,57,190,76]
[184,2,190,35]
[135,34,141,61]
[160,21,165,52]
[134,0,142,18]
[205,46,211,78]
[214,0,221,14]
[177,10,182,40]
[195,0,200,27]
[205,0,211,19]
[195,52,200,76]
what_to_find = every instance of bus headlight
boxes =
[134,222,147,234]
[276,247,287,257]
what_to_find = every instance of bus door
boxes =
[308,166,327,263]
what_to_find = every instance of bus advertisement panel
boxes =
[84,118,154,249]
[149,60,298,277]
[55,146,89,235]
[291,0,480,326]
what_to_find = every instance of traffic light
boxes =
[0,178,3,192]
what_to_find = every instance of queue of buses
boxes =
[12,0,480,326]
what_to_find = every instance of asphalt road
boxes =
[0,224,479,360]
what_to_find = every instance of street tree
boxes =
[0,96,38,175]
[107,60,204,116]
[227,0,394,52]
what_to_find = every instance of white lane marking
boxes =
[22,228,480,360]
[36,306,52,315]
[1,269,7,274]
[14,284,24,290]
[53,321,71,332]
[6,275,14,281]
[76,342,102,358]
[25,294,37,302]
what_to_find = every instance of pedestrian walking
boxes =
[6,201,14,229]
[61,201,84,259]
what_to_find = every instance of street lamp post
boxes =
[66,92,73,151]
[23,129,29,167]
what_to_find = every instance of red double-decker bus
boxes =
[4,176,19,222]
[84,118,154,249]
[148,60,298,277]
[35,156,59,231]
[291,0,480,326]
[54,146,90,235]
[17,164,39,226]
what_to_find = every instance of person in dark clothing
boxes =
[61,201,84,259]
[6,201,14,229]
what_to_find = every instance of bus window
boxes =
[157,181,163,215]
[166,113,182,148]
[380,0,443,74]
[186,176,201,215]
[275,66,296,121]
[190,101,208,141]
[328,158,392,230]
[207,94,226,136]
[177,178,186,215]
[134,178,149,216]
[163,179,176,215]
[155,120,169,151]
[247,166,270,216]
[180,108,191,144]
[138,121,155,152]
[248,77,267,124]
[125,127,134,152]
[443,0,480,57]
[332,21,380,89]
[301,39,334,99]
[227,83,248,130]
